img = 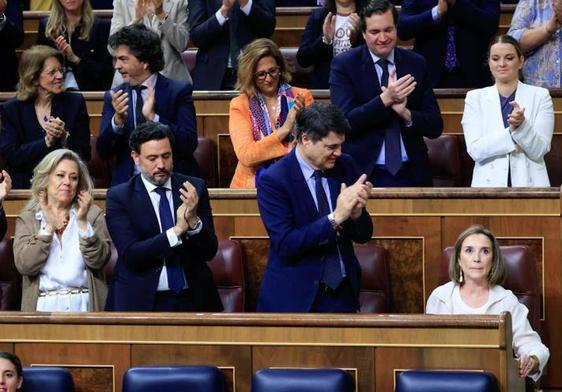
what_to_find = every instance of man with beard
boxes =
[104,122,223,312]
[98,24,198,186]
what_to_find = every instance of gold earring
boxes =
[459,268,464,283]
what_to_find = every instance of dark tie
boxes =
[444,25,457,71]
[228,7,240,69]
[377,59,402,175]
[133,85,146,128]
[313,171,343,290]
[154,187,185,293]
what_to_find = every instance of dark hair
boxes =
[324,0,366,17]
[0,351,23,378]
[129,121,175,153]
[108,24,164,73]
[296,103,350,142]
[449,224,506,286]
[489,34,524,59]
[359,0,398,32]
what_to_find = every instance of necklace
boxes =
[55,216,69,238]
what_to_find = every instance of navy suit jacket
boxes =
[0,92,91,189]
[397,0,500,88]
[37,17,113,91]
[188,0,275,90]
[0,0,23,91]
[256,150,373,312]
[97,73,199,186]
[330,45,443,186]
[104,173,223,312]
[297,7,364,89]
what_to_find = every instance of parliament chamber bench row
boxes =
[18,5,517,51]
[2,89,562,187]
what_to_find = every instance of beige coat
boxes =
[14,205,111,312]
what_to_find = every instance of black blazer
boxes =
[0,92,91,189]
[189,0,275,90]
[397,0,500,88]
[37,17,113,91]
[104,173,223,312]
[0,0,23,91]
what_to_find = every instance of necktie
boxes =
[444,25,457,71]
[313,171,343,290]
[228,7,240,69]
[154,187,185,293]
[377,59,402,175]
[133,85,146,128]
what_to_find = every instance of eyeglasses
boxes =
[255,67,281,81]
[42,67,65,78]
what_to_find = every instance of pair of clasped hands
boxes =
[379,68,416,124]
[134,0,167,22]
[332,174,372,227]
[172,181,201,237]
[508,101,526,154]
[42,116,67,148]
[110,80,157,128]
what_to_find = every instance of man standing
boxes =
[105,122,222,312]
[397,0,500,88]
[330,0,443,187]
[98,24,198,186]
[0,0,23,92]
[257,103,373,313]
[189,0,276,90]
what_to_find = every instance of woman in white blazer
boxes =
[427,225,549,383]
[462,35,554,187]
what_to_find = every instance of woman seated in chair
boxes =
[0,352,23,392]
[228,38,314,188]
[462,35,553,187]
[427,224,549,383]
[14,149,111,312]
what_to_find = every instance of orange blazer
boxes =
[228,87,314,188]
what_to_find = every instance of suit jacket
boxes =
[104,173,223,311]
[110,0,192,86]
[297,7,364,89]
[397,0,500,88]
[188,0,275,90]
[97,73,199,186]
[37,17,113,91]
[330,45,443,186]
[462,82,553,187]
[256,150,373,312]
[228,86,314,188]
[0,0,24,91]
[0,92,91,189]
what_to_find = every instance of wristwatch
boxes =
[0,13,6,23]
[327,212,339,231]
[322,35,333,45]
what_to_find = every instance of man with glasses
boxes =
[256,103,373,312]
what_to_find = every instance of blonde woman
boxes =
[229,38,314,188]
[37,0,113,90]
[14,149,111,312]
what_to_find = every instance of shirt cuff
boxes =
[431,5,442,23]
[166,227,183,247]
[111,116,125,134]
[0,14,7,31]
[215,9,227,25]
[240,0,252,15]
[153,113,160,123]
[186,218,203,236]
[78,222,94,238]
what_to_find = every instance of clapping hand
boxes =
[0,171,12,204]
[334,174,372,224]
[508,101,525,130]
[110,89,129,127]
[76,190,92,229]
[54,35,80,64]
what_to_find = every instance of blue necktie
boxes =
[377,59,402,175]
[444,26,458,71]
[313,171,343,290]
[133,85,146,128]
[154,187,185,293]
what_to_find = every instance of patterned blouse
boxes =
[508,0,562,87]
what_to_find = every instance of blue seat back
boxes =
[396,370,498,392]
[251,368,353,392]
[22,367,75,392]
[122,366,224,392]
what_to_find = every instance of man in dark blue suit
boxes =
[0,0,23,91]
[330,0,443,187]
[97,24,198,186]
[105,122,222,312]
[257,103,373,313]
[189,0,275,90]
[397,0,500,88]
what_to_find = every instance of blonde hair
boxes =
[45,0,94,41]
[16,45,65,101]
[235,38,292,97]
[25,149,93,212]
[449,224,506,286]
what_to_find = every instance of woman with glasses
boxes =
[0,46,91,189]
[229,38,314,188]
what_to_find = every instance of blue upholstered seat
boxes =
[251,368,353,392]
[22,367,75,392]
[122,366,224,392]
[396,370,498,392]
